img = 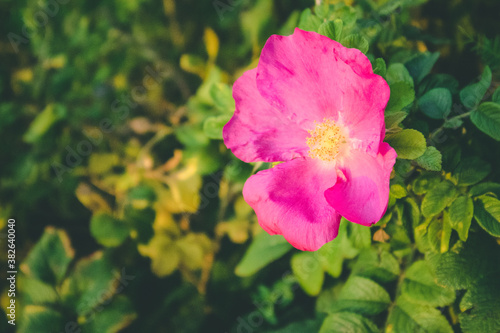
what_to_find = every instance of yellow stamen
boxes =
[306,118,347,162]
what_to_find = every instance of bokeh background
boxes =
[1,0,500,332]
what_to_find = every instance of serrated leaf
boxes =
[20,227,74,285]
[411,173,441,195]
[385,129,426,159]
[320,312,378,333]
[453,157,491,186]
[318,19,343,41]
[373,58,387,77]
[421,180,457,218]
[203,114,232,139]
[385,111,407,130]
[386,63,414,87]
[415,146,442,171]
[448,196,473,241]
[473,195,500,237]
[298,8,322,32]
[386,297,453,333]
[460,66,492,109]
[402,261,455,307]
[493,87,500,104]
[63,252,119,316]
[352,248,400,283]
[418,88,452,119]
[317,220,359,278]
[405,52,440,83]
[341,34,369,54]
[80,295,137,333]
[470,102,500,141]
[386,82,415,112]
[469,182,500,198]
[90,213,130,248]
[18,305,64,333]
[458,280,500,333]
[330,276,391,315]
[291,252,324,296]
[235,232,292,277]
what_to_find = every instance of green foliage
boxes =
[459,66,492,109]
[4,0,500,332]
[418,88,452,119]
[319,312,378,333]
[386,129,427,159]
[235,232,292,277]
[470,102,500,141]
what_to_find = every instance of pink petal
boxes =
[325,143,397,226]
[256,28,390,154]
[223,68,309,163]
[243,158,341,251]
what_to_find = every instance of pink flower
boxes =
[223,28,396,251]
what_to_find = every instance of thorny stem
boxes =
[430,110,473,141]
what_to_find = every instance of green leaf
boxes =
[493,87,500,104]
[448,196,473,241]
[386,297,453,333]
[386,63,414,87]
[470,102,500,141]
[386,82,416,112]
[18,305,64,333]
[473,195,500,237]
[402,261,455,307]
[23,104,66,143]
[298,8,322,32]
[209,83,235,114]
[317,220,359,278]
[469,182,500,198]
[330,276,391,315]
[203,114,232,139]
[385,129,426,159]
[235,232,292,277]
[291,252,324,296]
[63,252,120,316]
[421,180,457,218]
[18,276,59,305]
[415,146,442,171]
[352,248,400,283]
[385,111,407,130]
[458,279,500,333]
[348,222,372,249]
[341,34,369,54]
[405,52,440,83]
[80,295,137,333]
[320,312,378,333]
[418,88,452,119]
[373,58,387,77]
[20,227,74,285]
[318,19,343,41]
[90,213,130,248]
[411,173,441,195]
[429,235,500,332]
[453,157,491,186]
[460,66,492,109]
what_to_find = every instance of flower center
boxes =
[306,119,347,162]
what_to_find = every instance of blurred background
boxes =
[0,0,499,332]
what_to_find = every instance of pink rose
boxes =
[223,29,396,251]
